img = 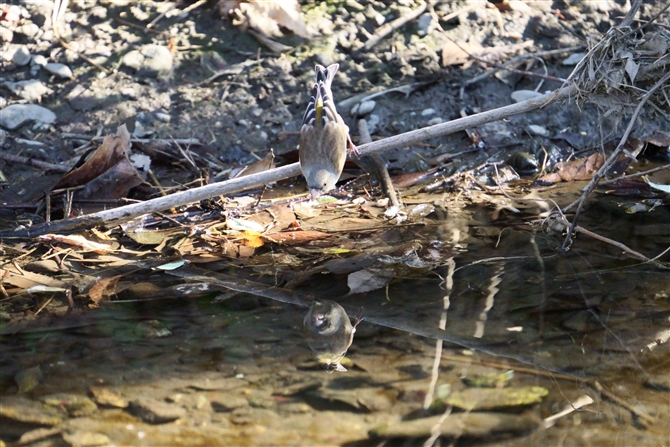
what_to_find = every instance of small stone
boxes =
[122,44,173,78]
[416,13,432,36]
[31,54,47,66]
[16,22,40,39]
[129,397,186,424]
[0,396,65,426]
[562,53,585,66]
[3,79,52,102]
[527,124,550,137]
[0,104,56,130]
[421,108,436,116]
[89,387,129,408]
[12,45,32,66]
[155,112,170,123]
[427,117,443,126]
[351,100,376,117]
[120,86,137,98]
[367,114,380,134]
[44,63,73,79]
[211,395,249,412]
[237,119,250,128]
[510,90,543,103]
[67,84,99,110]
[62,431,110,447]
[40,393,98,417]
[0,25,13,43]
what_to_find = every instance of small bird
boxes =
[299,64,353,199]
[303,299,359,373]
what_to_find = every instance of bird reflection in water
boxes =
[303,300,361,373]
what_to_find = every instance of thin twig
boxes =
[359,1,430,51]
[599,163,670,185]
[0,153,71,173]
[561,71,670,249]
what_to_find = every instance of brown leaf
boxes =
[263,230,330,245]
[52,124,131,190]
[88,276,121,306]
[38,234,116,255]
[539,153,605,182]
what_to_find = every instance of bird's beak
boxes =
[309,189,322,201]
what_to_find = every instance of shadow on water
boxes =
[1,199,669,446]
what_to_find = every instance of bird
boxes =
[299,63,355,200]
[303,299,359,372]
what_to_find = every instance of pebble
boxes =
[44,63,74,79]
[155,112,171,123]
[416,13,432,36]
[122,44,173,78]
[16,22,40,39]
[67,84,98,110]
[31,54,47,66]
[421,108,436,116]
[350,100,376,117]
[426,117,443,126]
[3,79,52,102]
[0,25,13,43]
[370,412,540,439]
[129,397,186,424]
[367,114,380,134]
[510,90,543,103]
[562,53,586,66]
[526,124,550,137]
[0,104,56,130]
[40,393,98,417]
[11,45,32,66]
[0,396,65,426]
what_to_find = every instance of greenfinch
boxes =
[299,64,350,199]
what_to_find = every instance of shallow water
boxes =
[1,198,669,446]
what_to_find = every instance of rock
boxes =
[645,375,670,391]
[3,79,52,102]
[416,13,432,36]
[0,104,56,130]
[0,396,65,426]
[40,393,98,417]
[351,100,376,117]
[10,45,32,66]
[122,44,173,78]
[89,387,129,408]
[129,397,186,424]
[443,386,549,411]
[44,63,73,79]
[367,114,380,134]
[0,25,13,43]
[155,112,170,123]
[510,90,543,103]
[370,412,540,439]
[427,117,443,126]
[188,377,245,391]
[527,124,550,137]
[67,84,99,110]
[210,395,249,412]
[62,431,110,447]
[562,53,586,66]
[421,108,436,116]
[16,22,40,39]
[31,54,48,66]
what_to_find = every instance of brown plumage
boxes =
[299,64,349,199]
